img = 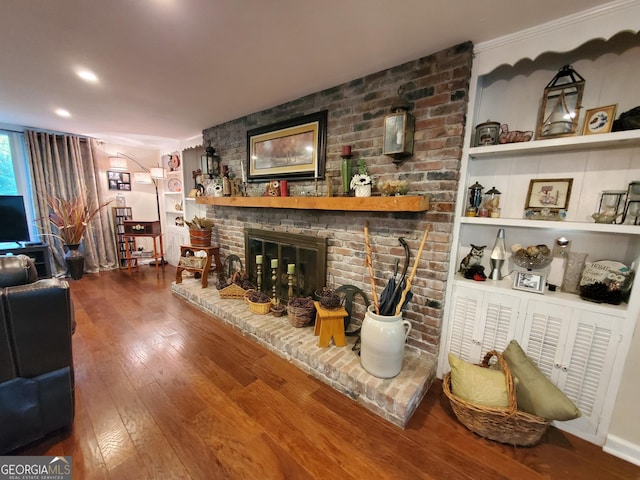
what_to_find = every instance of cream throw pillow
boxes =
[448,353,509,408]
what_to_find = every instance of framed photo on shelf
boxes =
[512,271,546,294]
[582,104,617,135]
[525,178,573,212]
[246,110,327,182]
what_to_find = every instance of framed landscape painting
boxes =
[246,110,327,182]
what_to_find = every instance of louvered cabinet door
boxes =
[447,286,483,364]
[446,287,520,366]
[553,309,621,437]
[519,300,573,384]
[477,292,520,361]
[520,301,622,439]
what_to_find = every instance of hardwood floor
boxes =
[16,267,640,479]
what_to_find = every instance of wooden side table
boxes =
[176,245,223,288]
[122,233,165,275]
[313,301,348,348]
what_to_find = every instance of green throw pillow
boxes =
[448,353,509,408]
[502,340,581,421]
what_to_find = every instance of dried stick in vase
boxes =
[364,222,380,314]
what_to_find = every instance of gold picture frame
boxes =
[246,111,327,182]
[582,104,617,135]
[525,178,573,212]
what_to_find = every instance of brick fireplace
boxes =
[174,41,472,425]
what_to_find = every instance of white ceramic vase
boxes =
[360,304,412,378]
[355,184,372,197]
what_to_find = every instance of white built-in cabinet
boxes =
[438,1,640,446]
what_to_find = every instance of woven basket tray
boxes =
[179,256,206,268]
[287,303,316,328]
[218,283,247,299]
[442,350,549,447]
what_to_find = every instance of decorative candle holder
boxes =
[272,266,278,305]
[256,263,262,292]
[288,272,295,299]
[340,153,353,195]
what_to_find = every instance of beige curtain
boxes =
[25,131,116,276]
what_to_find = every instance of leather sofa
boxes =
[0,254,75,453]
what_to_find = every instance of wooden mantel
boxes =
[195,195,429,212]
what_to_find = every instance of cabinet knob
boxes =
[554,362,561,369]
[561,365,569,372]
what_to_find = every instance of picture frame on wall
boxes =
[512,271,546,294]
[525,178,573,212]
[246,110,327,182]
[107,170,131,191]
[582,104,617,135]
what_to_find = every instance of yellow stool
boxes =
[313,301,347,348]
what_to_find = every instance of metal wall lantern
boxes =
[383,86,415,164]
[536,65,585,139]
[202,141,221,178]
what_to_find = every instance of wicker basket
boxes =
[245,296,271,315]
[218,283,247,299]
[178,256,206,268]
[287,303,316,328]
[442,350,549,447]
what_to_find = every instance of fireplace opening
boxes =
[245,228,327,301]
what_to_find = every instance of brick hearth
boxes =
[172,278,437,428]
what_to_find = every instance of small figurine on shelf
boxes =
[350,159,372,197]
[459,244,486,276]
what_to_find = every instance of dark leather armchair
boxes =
[0,254,75,453]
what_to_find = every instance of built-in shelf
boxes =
[195,195,429,212]
[460,216,640,234]
[469,130,640,159]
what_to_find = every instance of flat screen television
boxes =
[0,195,31,244]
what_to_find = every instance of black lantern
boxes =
[536,65,585,139]
[383,86,415,163]
[202,142,221,179]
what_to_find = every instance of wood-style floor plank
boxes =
[12,267,640,480]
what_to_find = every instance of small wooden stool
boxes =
[176,245,223,288]
[313,301,347,348]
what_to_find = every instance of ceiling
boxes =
[0,0,605,149]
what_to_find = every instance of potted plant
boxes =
[350,159,372,197]
[42,194,112,279]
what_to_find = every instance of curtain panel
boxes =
[25,131,116,276]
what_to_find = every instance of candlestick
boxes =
[288,271,295,299]
[256,255,263,265]
[271,265,278,305]
[241,160,247,183]
[287,263,295,274]
[256,263,263,292]
[271,258,278,269]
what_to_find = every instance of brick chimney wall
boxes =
[202,41,473,356]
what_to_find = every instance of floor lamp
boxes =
[109,152,167,264]
[108,152,166,221]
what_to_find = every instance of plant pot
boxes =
[354,184,372,197]
[64,243,84,280]
[189,229,212,247]
[360,304,411,378]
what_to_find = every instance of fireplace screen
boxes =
[245,228,327,301]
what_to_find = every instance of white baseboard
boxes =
[604,434,640,467]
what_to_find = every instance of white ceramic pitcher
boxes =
[360,304,412,378]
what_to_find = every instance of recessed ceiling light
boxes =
[76,69,98,83]
[55,108,71,117]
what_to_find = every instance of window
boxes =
[0,131,37,242]
[0,133,18,195]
